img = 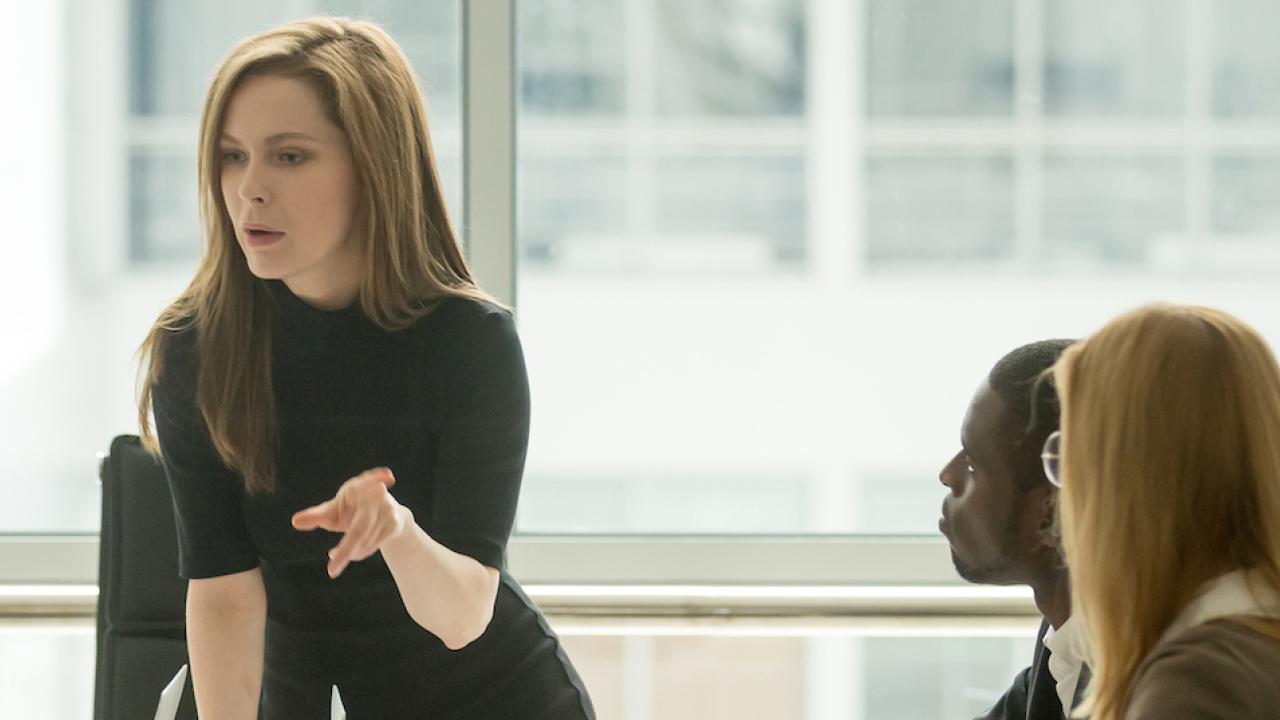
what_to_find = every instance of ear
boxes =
[1034,486,1062,550]
[1019,482,1060,550]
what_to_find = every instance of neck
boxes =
[1030,566,1072,629]
[289,280,358,311]
[283,250,362,311]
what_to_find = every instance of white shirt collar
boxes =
[1155,569,1280,649]
[1042,615,1088,713]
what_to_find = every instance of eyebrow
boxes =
[219,131,321,145]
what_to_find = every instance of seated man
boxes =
[939,340,1089,720]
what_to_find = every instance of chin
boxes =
[246,267,286,281]
[951,551,1005,585]
[242,255,288,281]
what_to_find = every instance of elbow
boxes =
[430,602,495,652]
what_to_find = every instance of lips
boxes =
[243,223,285,247]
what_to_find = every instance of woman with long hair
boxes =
[137,17,594,719]
[1048,304,1280,719]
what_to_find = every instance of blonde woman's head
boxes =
[1052,304,1280,719]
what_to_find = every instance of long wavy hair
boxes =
[1052,304,1280,720]
[137,17,492,494]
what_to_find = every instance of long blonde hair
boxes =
[137,17,492,494]
[1053,304,1280,720]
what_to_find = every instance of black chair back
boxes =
[95,434,196,719]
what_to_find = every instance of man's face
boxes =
[938,381,1034,585]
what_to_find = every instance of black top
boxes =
[152,280,527,630]
[151,281,595,719]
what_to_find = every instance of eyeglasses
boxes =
[1041,430,1062,488]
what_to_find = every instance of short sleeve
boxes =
[151,331,260,579]
[429,307,531,569]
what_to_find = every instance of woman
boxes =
[1047,304,1280,719]
[136,17,594,719]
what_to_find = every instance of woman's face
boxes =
[219,73,361,309]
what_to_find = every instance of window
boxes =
[514,0,1280,537]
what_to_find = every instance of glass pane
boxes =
[656,157,807,269]
[515,1,1280,537]
[1213,155,1280,235]
[866,154,1015,266]
[518,155,627,268]
[1042,155,1185,264]
[519,472,809,534]
[1042,0,1185,117]
[130,0,460,117]
[1213,0,1280,117]
[655,0,805,117]
[519,0,626,116]
[129,151,199,262]
[866,0,1013,117]
[128,0,288,116]
[3,624,96,719]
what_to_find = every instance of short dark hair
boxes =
[988,338,1075,490]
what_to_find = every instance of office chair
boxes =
[95,434,196,719]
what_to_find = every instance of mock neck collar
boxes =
[265,279,366,333]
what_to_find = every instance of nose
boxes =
[237,161,270,205]
[939,452,961,489]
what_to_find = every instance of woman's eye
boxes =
[220,150,243,163]
[280,151,304,164]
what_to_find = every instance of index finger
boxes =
[292,500,341,531]
[355,467,396,488]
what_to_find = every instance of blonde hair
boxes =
[1053,304,1280,720]
[137,17,492,494]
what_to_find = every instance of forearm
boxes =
[379,505,499,650]
[186,582,266,719]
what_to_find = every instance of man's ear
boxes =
[1036,486,1062,551]
[1021,482,1060,550]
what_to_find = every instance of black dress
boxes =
[151,280,595,720]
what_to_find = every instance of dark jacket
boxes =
[976,619,1090,720]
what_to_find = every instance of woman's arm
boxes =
[186,567,267,718]
[381,503,500,650]
[292,469,500,650]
